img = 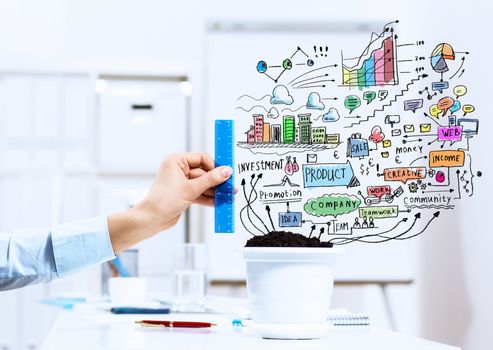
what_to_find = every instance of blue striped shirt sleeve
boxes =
[0,216,115,291]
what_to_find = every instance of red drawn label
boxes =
[367,185,391,198]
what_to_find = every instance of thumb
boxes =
[188,166,232,199]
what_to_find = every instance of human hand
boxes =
[108,152,233,253]
[140,152,233,229]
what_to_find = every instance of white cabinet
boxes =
[97,78,188,173]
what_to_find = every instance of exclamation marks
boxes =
[313,46,328,58]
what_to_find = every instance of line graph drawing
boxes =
[257,47,313,83]
[342,21,399,88]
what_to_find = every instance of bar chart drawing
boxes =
[342,30,399,88]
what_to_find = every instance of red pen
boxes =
[135,320,217,328]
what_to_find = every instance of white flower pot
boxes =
[243,247,343,339]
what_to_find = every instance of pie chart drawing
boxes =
[430,43,455,73]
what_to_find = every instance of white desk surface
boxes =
[41,305,459,350]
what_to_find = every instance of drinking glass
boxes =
[172,243,206,312]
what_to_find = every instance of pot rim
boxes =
[242,247,344,254]
[242,247,344,262]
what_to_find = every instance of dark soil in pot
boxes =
[245,231,333,248]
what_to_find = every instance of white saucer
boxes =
[251,322,333,339]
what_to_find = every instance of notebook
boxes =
[328,312,370,326]
[232,309,370,327]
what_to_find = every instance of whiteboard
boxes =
[203,21,418,282]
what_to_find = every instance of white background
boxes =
[0,1,491,350]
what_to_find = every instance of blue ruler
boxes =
[214,119,235,233]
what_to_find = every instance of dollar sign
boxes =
[292,157,300,173]
[285,156,293,176]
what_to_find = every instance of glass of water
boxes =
[172,243,206,312]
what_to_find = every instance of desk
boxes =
[41,306,458,350]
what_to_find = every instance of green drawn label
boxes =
[304,194,361,217]
[359,206,399,219]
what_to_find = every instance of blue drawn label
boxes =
[302,162,354,188]
[348,138,369,158]
[278,212,302,227]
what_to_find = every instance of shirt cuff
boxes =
[51,216,116,277]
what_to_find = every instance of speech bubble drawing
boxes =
[304,193,361,217]
[437,97,455,116]
[378,90,388,101]
[363,91,377,104]
[463,104,475,116]
[429,104,441,119]
[383,167,426,184]
[384,115,400,127]
[432,81,449,93]
[344,95,361,114]
[453,85,467,99]
[450,100,461,114]
[404,99,424,113]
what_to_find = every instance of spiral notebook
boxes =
[328,312,370,326]
[232,309,370,328]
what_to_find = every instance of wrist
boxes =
[133,197,168,233]
[107,204,163,254]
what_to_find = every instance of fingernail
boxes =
[221,166,232,178]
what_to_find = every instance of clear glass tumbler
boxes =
[172,243,207,312]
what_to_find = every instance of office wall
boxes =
[0,1,491,349]
[412,3,493,348]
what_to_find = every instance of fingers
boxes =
[189,169,214,197]
[193,195,215,207]
[201,186,238,199]
[173,153,238,201]
[189,168,237,197]
[175,152,215,172]
[203,188,215,198]
[189,168,207,179]
[193,189,238,207]
[188,166,232,199]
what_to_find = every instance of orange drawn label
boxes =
[429,150,465,168]
[383,167,426,184]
